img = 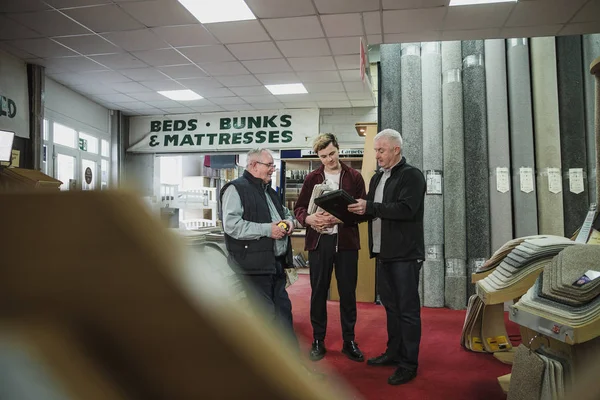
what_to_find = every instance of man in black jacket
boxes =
[348,129,426,386]
[221,148,296,339]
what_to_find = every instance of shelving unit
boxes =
[160,176,219,229]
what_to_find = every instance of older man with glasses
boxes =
[220,148,297,340]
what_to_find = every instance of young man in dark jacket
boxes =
[348,129,426,386]
[294,133,367,362]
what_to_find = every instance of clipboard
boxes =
[314,189,359,224]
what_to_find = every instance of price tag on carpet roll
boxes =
[519,167,534,193]
[547,168,562,194]
[569,168,584,194]
[496,167,510,193]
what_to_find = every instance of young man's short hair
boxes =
[313,133,339,153]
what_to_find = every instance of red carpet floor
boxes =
[288,275,518,400]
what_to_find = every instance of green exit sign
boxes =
[78,138,87,151]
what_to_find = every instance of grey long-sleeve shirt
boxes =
[222,185,294,257]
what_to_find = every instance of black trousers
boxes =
[308,234,358,342]
[243,258,297,344]
[377,259,422,371]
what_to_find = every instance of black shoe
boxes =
[309,340,326,361]
[342,341,364,362]
[367,353,399,366]
[388,367,417,385]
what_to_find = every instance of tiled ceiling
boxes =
[0,0,599,116]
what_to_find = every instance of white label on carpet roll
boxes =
[569,168,584,194]
[547,168,562,194]
[496,167,510,193]
[520,167,534,193]
[426,170,442,195]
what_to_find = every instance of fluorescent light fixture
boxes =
[449,0,516,6]
[178,0,256,24]
[158,90,203,101]
[265,83,308,95]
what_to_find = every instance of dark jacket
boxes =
[294,162,366,251]
[220,170,293,275]
[365,157,426,261]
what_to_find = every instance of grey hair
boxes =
[374,129,403,147]
[246,148,271,167]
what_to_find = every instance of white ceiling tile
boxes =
[252,102,285,110]
[343,81,369,92]
[94,93,137,103]
[350,99,375,107]
[177,45,236,63]
[559,22,600,36]
[313,0,379,14]
[442,28,501,41]
[120,67,168,81]
[158,64,208,79]
[45,0,112,7]
[9,38,76,58]
[334,55,360,70]
[176,77,224,89]
[80,70,132,83]
[145,100,185,108]
[126,91,175,101]
[47,72,95,85]
[241,95,280,103]
[296,71,341,82]
[310,92,348,101]
[8,10,90,36]
[113,101,152,110]
[283,101,319,108]
[224,104,256,111]
[276,94,312,102]
[444,3,514,31]
[181,98,216,107]
[0,16,41,41]
[317,100,352,108]
[572,0,600,23]
[152,25,218,47]
[383,8,446,34]
[384,31,441,43]
[43,56,108,72]
[363,11,382,34]
[216,75,262,87]
[231,86,271,96]
[191,105,226,113]
[328,37,362,55]
[89,53,148,69]
[119,0,198,27]
[1,45,35,60]
[2,0,52,12]
[254,73,300,85]
[53,34,122,55]
[110,81,154,93]
[63,5,145,32]
[382,0,446,9]
[205,20,270,44]
[209,96,248,105]
[367,34,383,45]
[200,61,250,76]
[101,29,168,52]
[193,87,236,97]
[138,80,186,91]
[505,0,587,27]
[242,59,293,73]
[132,48,190,67]
[500,25,563,38]
[321,14,364,37]
[159,107,195,115]
[135,108,165,116]
[277,39,331,57]
[339,69,362,82]
[71,83,119,95]
[227,42,282,61]
[245,0,316,18]
[304,82,345,93]
[262,16,324,40]
[288,56,337,71]
[347,91,373,99]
